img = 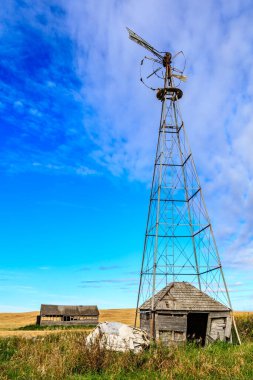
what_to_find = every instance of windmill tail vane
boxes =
[173,73,187,82]
[127,27,241,345]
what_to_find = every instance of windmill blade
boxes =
[147,67,162,79]
[172,50,184,60]
[172,74,188,82]
[171,50,186,75]
[126,27,163,60]
[144,56,161,63]
[171,66,183,74]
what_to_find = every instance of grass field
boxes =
[0,310,252,379]
[0,309,136,337]
[0,308,136,328]
[0,309,251,335]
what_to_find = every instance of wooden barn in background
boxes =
[140,282,232,346]
[37,304,99,326]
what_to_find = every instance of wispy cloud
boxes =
[82,278,137,284]
[3,0,253,271]
[1,0,253,317]
[0,0,97,177]
[78,266,91,272]
[78,265,128,272]
[81,278,137,285]
[98,265,122,271]
[62,0,253,270]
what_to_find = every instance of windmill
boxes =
[127,28,240,345]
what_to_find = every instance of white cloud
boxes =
[75,166,97,176]
[61,0,253,269]
[13,100,23,109]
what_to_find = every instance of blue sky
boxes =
[1,0,253,311]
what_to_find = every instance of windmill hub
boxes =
[162,52,172,67]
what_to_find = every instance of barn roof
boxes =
[140,282,230,312]
[40,304,99,316]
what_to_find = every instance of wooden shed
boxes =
[140,282,232,346]
[38,304,99,326]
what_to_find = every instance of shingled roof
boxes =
[40,304,99,316]
[140,282,230,312]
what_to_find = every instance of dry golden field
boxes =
[0,308,136,337]
[0,311,38,330]
[0,309,251,338]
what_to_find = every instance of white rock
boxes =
[86,322,150,353]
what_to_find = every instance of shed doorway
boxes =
[187,313,208,346]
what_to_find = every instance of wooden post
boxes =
[232,315,241,345]
[150,311,156,340]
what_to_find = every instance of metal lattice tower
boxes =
[126,28,239,340]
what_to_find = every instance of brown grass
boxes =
[0,309,136,337]
[0,312,38,329]
[0,330,77,338]
[0,311,252,379]
[0,333,253,379]
[99,308,136,325]
[234,311,253,317]
[0,309,250,338]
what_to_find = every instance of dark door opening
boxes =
[187,313,208,346]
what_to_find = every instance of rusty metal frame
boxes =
[127,28,240,345]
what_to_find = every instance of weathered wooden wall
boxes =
[156,314,187,332]
[141,310,232,346]
[206,312,231,342]
[40,317,99,326]
[155,313,187,344]
[140,313,150,333]
[41,320,98,326]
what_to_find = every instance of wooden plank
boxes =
[140,320,150,332]
[209,312,230,318]
[225,316,232,338]
[157,311,187,316]
[157,315,187,332]
[210,317,226,341]
[40,319,98,326]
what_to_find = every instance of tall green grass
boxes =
[0,335,252,380]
